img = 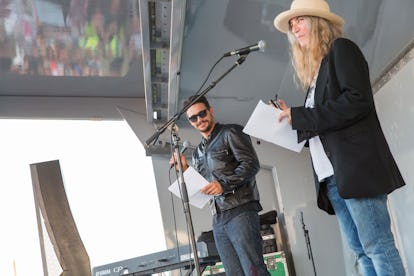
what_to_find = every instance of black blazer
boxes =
[291,38,405,214]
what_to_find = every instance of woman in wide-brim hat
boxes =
[272,0,406,275]
[274,0,344,33]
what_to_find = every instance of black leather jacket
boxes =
[192,123,261,215]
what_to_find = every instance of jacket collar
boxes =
[201,122,222,146]
[314,57,328,104]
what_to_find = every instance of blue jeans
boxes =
[326,176,405,276]
[212,211,270,276]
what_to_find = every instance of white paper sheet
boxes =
[243,100,305,152]
[168,166,213,208]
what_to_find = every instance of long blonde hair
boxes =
[287,16,343,91]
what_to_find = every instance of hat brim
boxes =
[274,8,345,33]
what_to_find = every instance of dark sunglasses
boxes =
[188,109,208,122]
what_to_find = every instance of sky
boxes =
[0,119,166,276]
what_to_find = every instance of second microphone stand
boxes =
[301,211,317,276]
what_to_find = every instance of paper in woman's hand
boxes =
[243,100,305,152]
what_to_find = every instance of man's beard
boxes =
[199,120,213,134]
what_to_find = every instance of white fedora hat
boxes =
[274,0,345,33]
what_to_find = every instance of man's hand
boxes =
[201,181,224,195]
[169,153,189,171]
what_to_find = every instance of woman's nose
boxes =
[291,22,299,33]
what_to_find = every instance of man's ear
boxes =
[209,107,215,116]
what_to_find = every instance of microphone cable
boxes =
[193,55,225,97]
[193,41,265,98]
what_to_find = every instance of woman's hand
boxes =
[277,99,292,125]
[277,99,288,110]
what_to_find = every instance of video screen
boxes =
[0,0,141,77]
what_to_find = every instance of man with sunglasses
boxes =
[171,95,269,276]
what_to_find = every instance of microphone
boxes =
[180,140,191,154]
[223,40,266,57]
[170,141,191,168]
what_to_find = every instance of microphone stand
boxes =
[170,126,202,275]
[301,211,317,276]
[145,55,248,276]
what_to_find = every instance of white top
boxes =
[305,80,334,182]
